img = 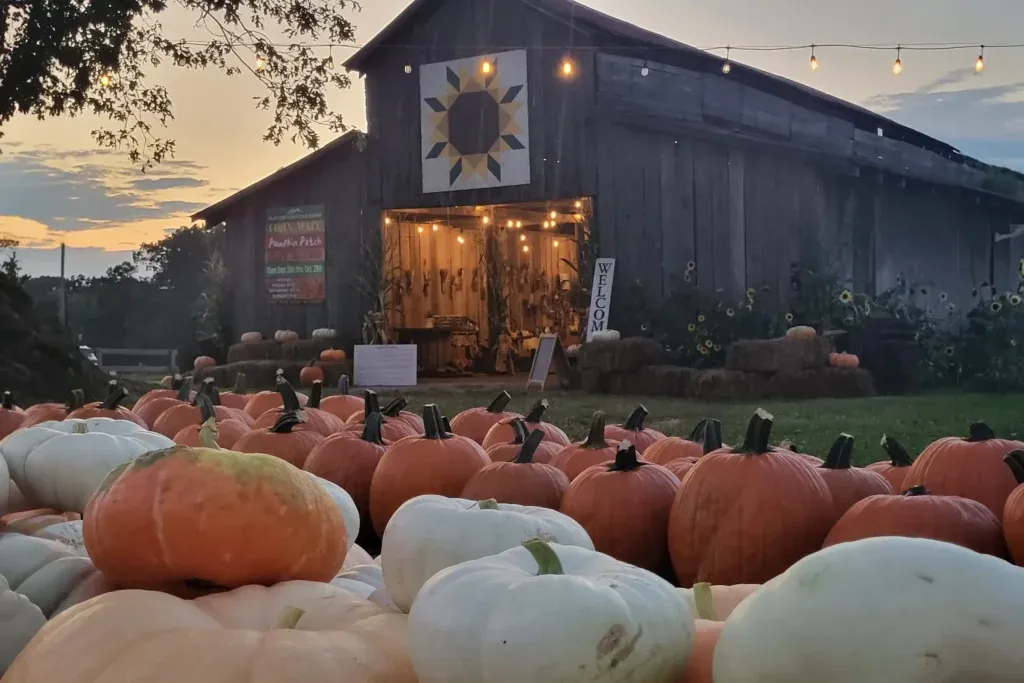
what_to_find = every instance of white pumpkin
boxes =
[307,473,359,551]
[407,540,693,683]
[381,495,594,613]
[713,536,1024,682]
[0,575,44,675]
[30,521,87,556]
[0,419,175,514]
[332,563,400,612]
[239,331,262,344]
[274,330,299,343]
[312,328,337,340]
[343,544,374,569]
[590,329,620,342]
[0,454,9,516]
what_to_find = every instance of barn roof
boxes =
[343,0,959,159]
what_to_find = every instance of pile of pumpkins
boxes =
[2,381,1024,681]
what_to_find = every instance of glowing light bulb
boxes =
[255,56,266,71]
[574,200,582,209]
[482,216,490,225]
[522,245,529,253]
[810,52,819,72]
[457,235,465,244]
[560,58,574,77]
[506,220,514,228]
[417,226,424,234]
[553,240,560,247]
[975,49,985,73]
[384,216,391,225]
[99,73,111,87]
[432,223,439,232]
[520,234,526,242]
[549,210,557,219]
[481,60,493,74]
[515,221,522,228]
[722,61,731,74]
[542,221,550,228]
[893,48,903,75]
[404,64,412,74]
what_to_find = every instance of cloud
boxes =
[129,176,209,190]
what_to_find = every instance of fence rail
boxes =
[94,348,178,374]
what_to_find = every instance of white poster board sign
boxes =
[586,258,616,342]
[354,344,418,387]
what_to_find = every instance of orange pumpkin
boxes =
[481,398,571,449]
[661,421,724,481]
[666,457,700,480]
[603,405,667,454]
[67,381,147,426]
[133,374,187,412]
[548,411,620,481]
[299,360,324,387]
[775,439,825,466]
[828,351,860,368]
[816,433,893,519]
[317,375,364,421]
[342,390,417,442]
[0,391,27,438]
[0,508,81,534]
[667,409,834,586]
[82,444,346,589]
[484,417,562,463]
[368,404,490,536]
[865,433,916,491]
[901,421,1023,520]
[202,380,255,426]
[320,348,347,362]
[243,369,309,419]
[449,390,523,445]
[193,355,216,371]
[345,395,423,434]
[1002,450,1024,564]
[133,380,192,431]
[304,412,388,548]
[21,389,86,427]
[252,379,345,437]
[234,410,325,469]
[825,485,1006,557]
[217,372,250,411]
[560,442,680,572]
[678,583,726,683]
[642,419,719,465]
[462,429,571,509]
[172,394,250,449]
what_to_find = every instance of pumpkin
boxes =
[828,351,859,368]
[774,439,825,466]
[1,509,81,537]
[380,495,593,613]
[234,410,325,468]
[318,375,363,420]
[304,412,389,549]
[824,485,1006,557]
[560,442,680,572]
[368,404,490,536]
[0,418,174,515]
[901,421,1023,519]
[662,421,724,481]
[344,391,418,442]
[0,392,27,439]
[677,582,759,622]
[193,355,216,371]
[407,539,693,683]
[243,369,309,418]
[159,374,175,388]
[864,433,915,490]
[677,582,725,683]
[308,473,360,552]
[603,405,666,454]
[784,325,817,339]
[484,417,562,463]
[273,329,300,342]
[216,372,250,411]
[666,457,700,480]
[462,429,571,509]
[481,399,571,449]
[67,381,146,426]
[132,379,192,431]
[304,380,347,434]
[200,380,254,426]
[0,575,43,674]
[320,347,347,362]
[667,409,834,586]
[83,443,346,589]
[644,418,722,465]
[548,411,620,481]
[172,395,250,449]
[448,391,523,445]
[590,329,621,341]
[239,331,262,343]
[816,433,893,519]
[21,389,85,428]
[299,360,324,387]
[347,395,424,434]
[712,536,1024,683]
[312,327,337,340]
[331,562,400,612]
[1001,450,1024,564]
[131,375,189,412]
[3,582,416,683]
[252,378,344,437]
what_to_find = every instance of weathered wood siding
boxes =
[213,143,378,344]
[361,0,597,210]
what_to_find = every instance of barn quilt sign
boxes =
[420,49,531,193]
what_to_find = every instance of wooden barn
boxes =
[193,0,1024,372]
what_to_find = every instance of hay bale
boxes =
[636,365,696,397]
[320,361,354,387]
[280,339,334,361]
[724,336,832,374]
[577,338,668,373]
[227,340,281,363]
[689,369,768,402]
[766,367,876,399]
[605,372,653,396]
[580,368,606,394]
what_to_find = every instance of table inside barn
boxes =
[395,322,478,374]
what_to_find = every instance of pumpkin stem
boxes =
[1,391,13,410]
[270,411,305,433]
[621,405,649,432]
[522,538,564,576]
[512,429,546,464]
[967,422,995,442]
[734,409,774,455]
[309,380,323,408]
[338,375,350,394]
[441,415,452,433]
[382,397,408,417]
[880,434,914,467]
[1005,450,1024,485]
[197,392,217,424]
[363,390,381,416]
[608,442,644,471]
[778,439,797,452]
[422,404,452,440]
[275,606,305,630]
[68,389,85,410]
[361,412,386,445]
[486,391,512,413]
[102,382,127,411]
[508,417,529,445]
[275,376,303,413]
[822,434,855,469]
[198,418,221,449]
[232,373,247,394]
[72,422,88,434]
[701,419,723,454]
[170,374,184,390]
[687,418,710,442]
[582,411,610,449]
[525,398,549,423]
[903,485,930,497]
[477,499,500,510]
[175,379,191,402]
[692,582,719,621]
[205,380,223,406]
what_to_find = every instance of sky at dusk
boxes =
[2,0,1023,276]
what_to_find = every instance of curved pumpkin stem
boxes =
[688,418,710,443]
[361,412,386,445]
[621,405,649,432]
[205,380,223,406]
[1005,450,1024,485]
[903,485,930,497]
[477,499,500,510]
[69,389,85,410]
[309,380,323,409]
[778,439,798,452]
[512,429,546,464]
[608,442,644,472]
[581,411,609,449]
[382,397,408,417]
[1,391,14,410]
[880,434,914,467]
[967,422,996,442]
[701,419,723,454]
[508,417,529,445]
[486,391,512,413]
[275,376,304,413]
[525,398,549,423]
[733,409,774,455]
[197,392,217,424]
[275,606,305,630]
[102,381,127,410]
[822,434,855,470]
[174,379,192,402]
[170,374,184,390]
[422,404,452,440]
[692,583,719,621]
[441,415,452,433]
[270,411,305,433]
[363,390,381,416]
[198,418,221,449]
[338,374,350,394]
[523,538,564,576]
[232,373,247,394]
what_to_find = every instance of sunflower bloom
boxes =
[784,312,794,322]
[839,290,854,304]
[726,308,735,317]
[1011,295,1022,306]
[704,340,713,348]
[991,301,1004,313]
[687,323,696,332]
[698,314,706,323]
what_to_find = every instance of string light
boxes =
[553,240,560,247]
[549,210,557,219]
[481,59,493,74]
[522,245,530,253]
[457,235,465,244]
[383,216,391,225]
[515,220,522,228]
[892,46,903,75]
[255,55,266,71]
[416,225,424,234]
[432,223,439,231]
[641,65,649,76]
[721,47,732,74]
[542,220,550,228]
[404,64,412,74]
[520,234,527,242]
[574,200,582,209]
[975,46,985,73]
[809,45,819,71]
[506,220,514,228]
[560,56,575,77]
[482,216,490,225]
[99,73,112,87]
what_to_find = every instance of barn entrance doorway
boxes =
[378,198,591,376]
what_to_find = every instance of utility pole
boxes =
[59,242,67,328]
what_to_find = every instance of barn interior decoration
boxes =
[420,49,531,193]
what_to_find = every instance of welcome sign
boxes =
[265,205,326,303]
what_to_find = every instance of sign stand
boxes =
[585,258,616,342]
[525,334,572,391]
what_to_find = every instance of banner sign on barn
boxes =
[265,205,326,303]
